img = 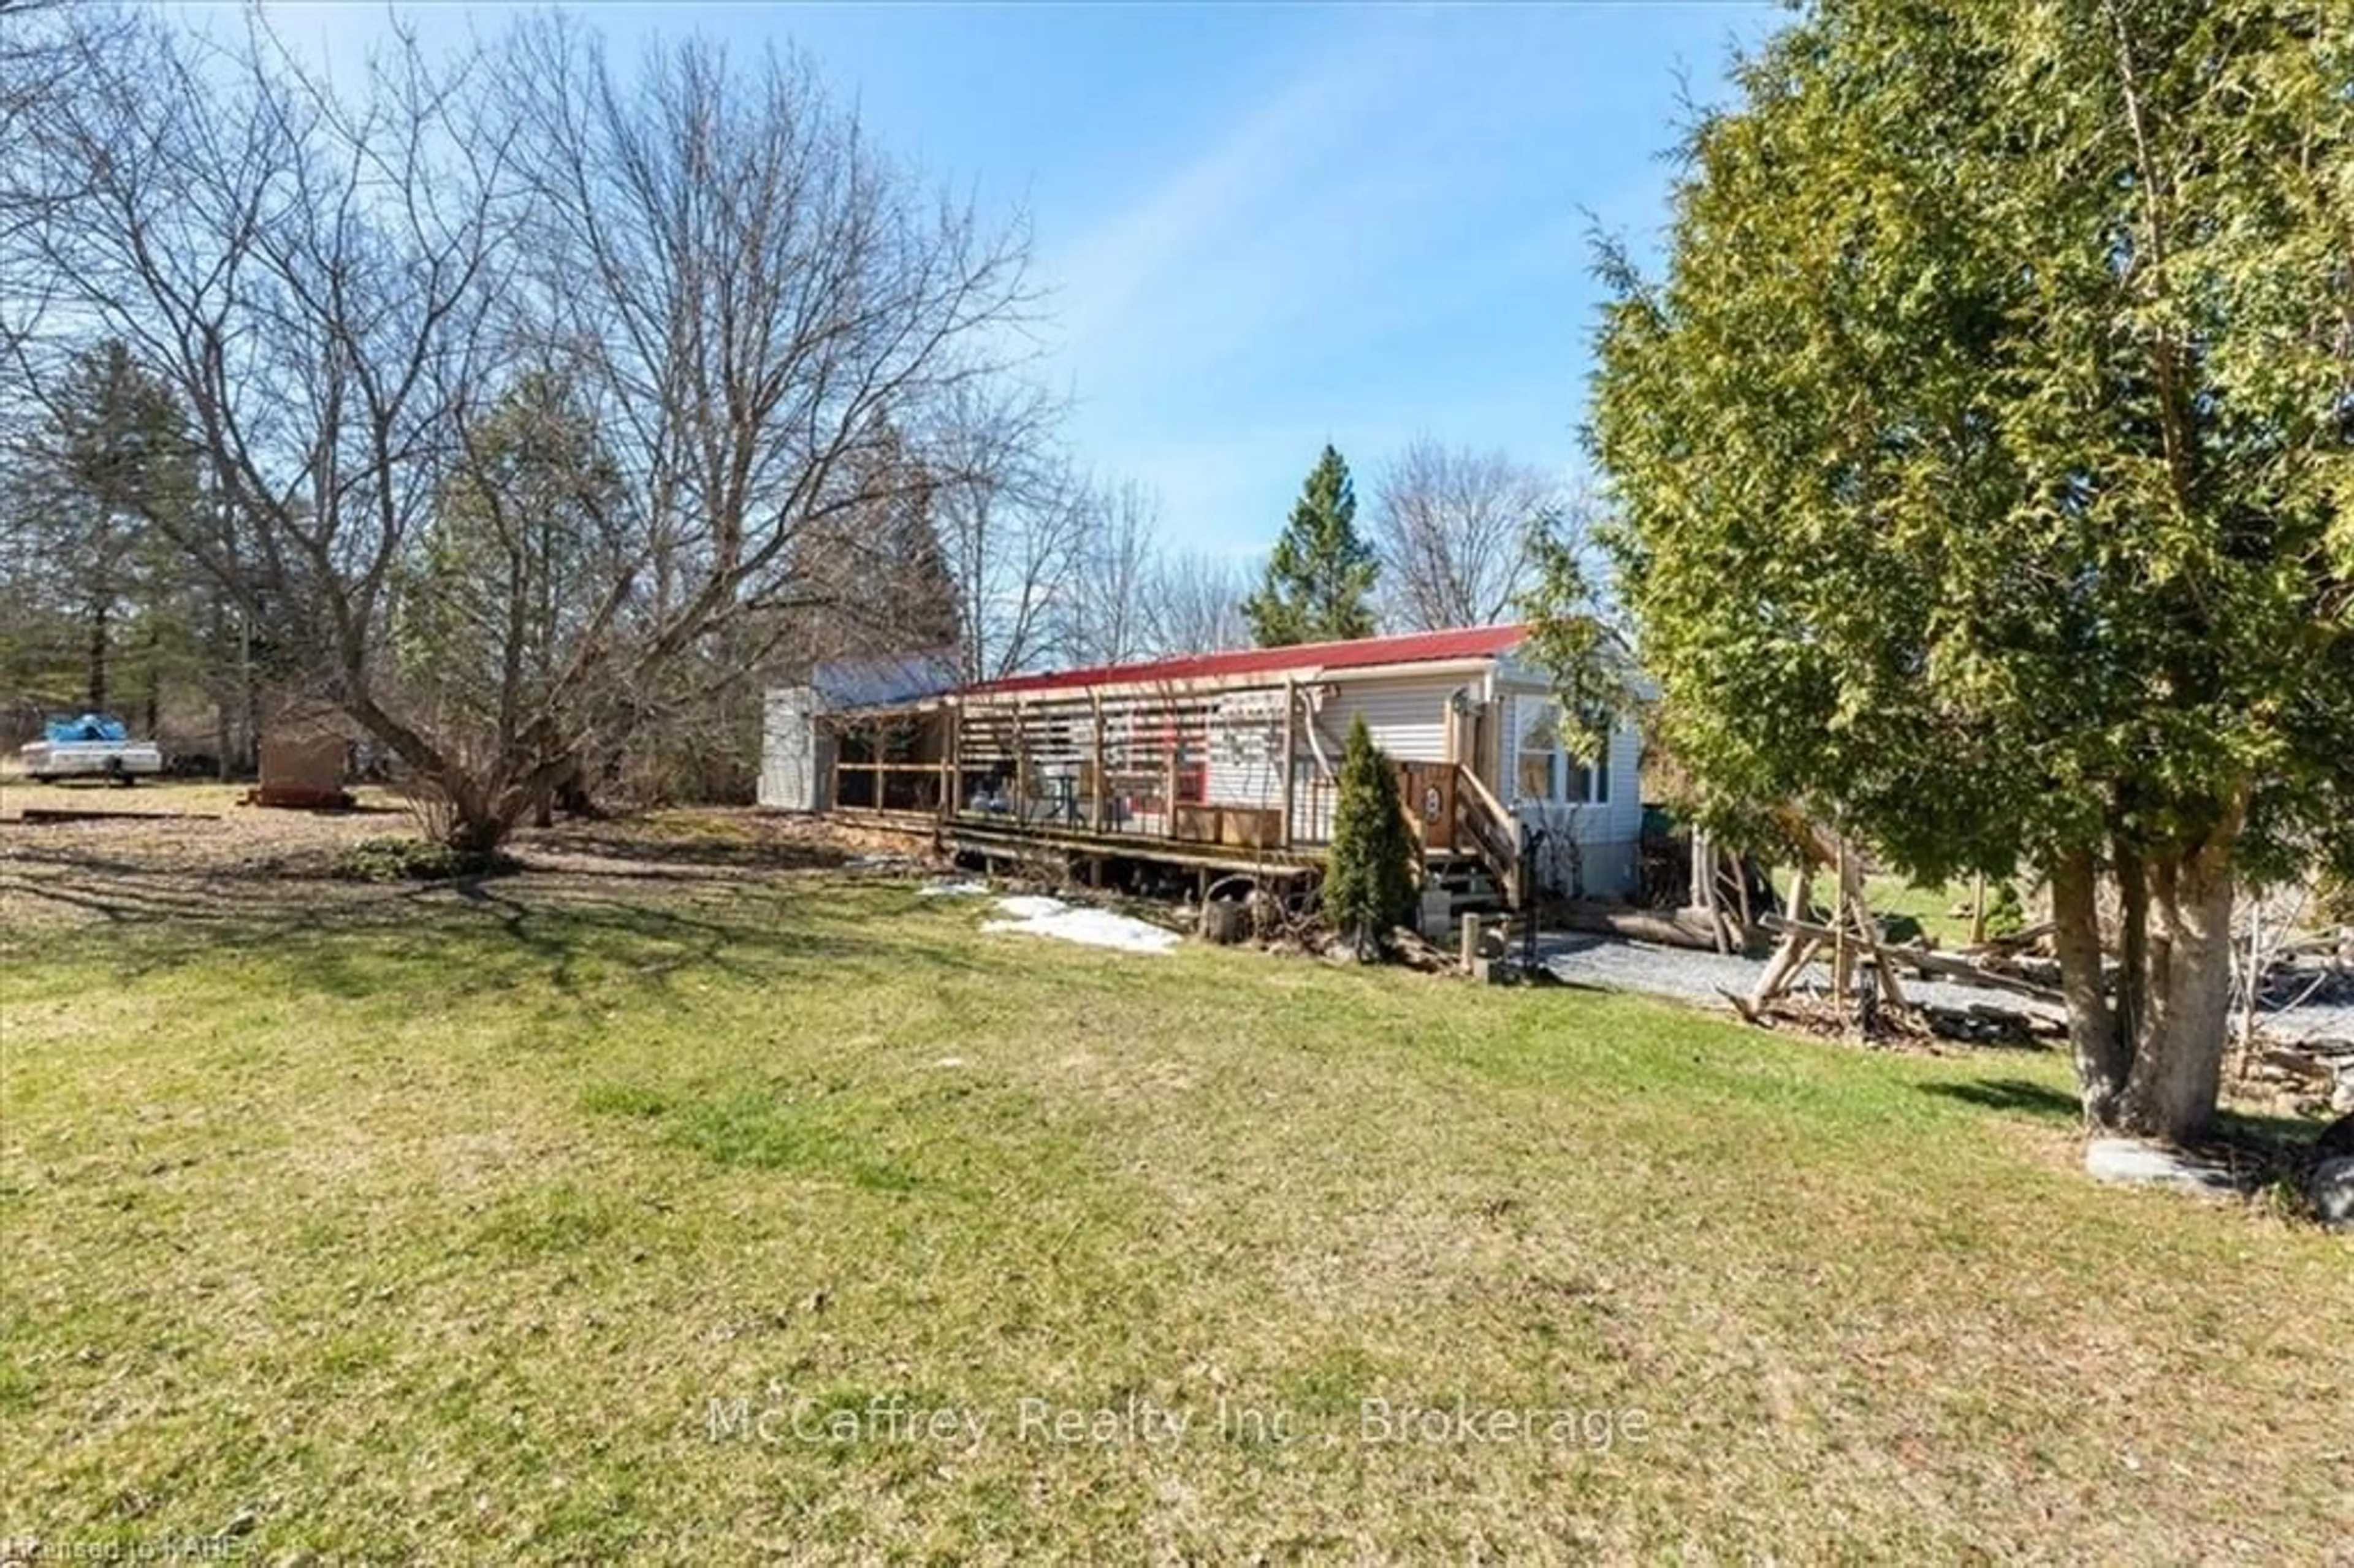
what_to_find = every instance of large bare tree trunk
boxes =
[85,596,106,710]
[14,12,1034,861]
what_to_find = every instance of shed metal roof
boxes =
[960,624,1528,699]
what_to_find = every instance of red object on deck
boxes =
[961,624,1527,700]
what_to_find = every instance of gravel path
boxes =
[1536,931,2353,1044]
[2258,999,2354,1045]
[1536,932,2066,1019]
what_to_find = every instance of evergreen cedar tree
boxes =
[1577,0,2354,1142]
[1245,445,1380,648]
[1325,715,1414,961]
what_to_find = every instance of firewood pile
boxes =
[2228,920,2354,1114]
[2248,931,2354,1010]
[2232,1036,2354,1117]
[1916,999,2067,1048]
[1732,823,2076,1046]
[1724,988,2062,1052]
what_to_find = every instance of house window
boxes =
[1517,709,1561,801]
[1515,701,1610,805]
[1566,730,1610,805]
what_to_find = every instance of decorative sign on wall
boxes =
[1211,695,1279,765]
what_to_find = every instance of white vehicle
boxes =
[19,714,165,784]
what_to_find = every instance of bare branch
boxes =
[1369,437,1560,630]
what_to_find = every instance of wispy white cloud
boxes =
[1048,12,1432,366]
[1039,7,1645,555]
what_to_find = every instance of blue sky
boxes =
[238,1,1782,560]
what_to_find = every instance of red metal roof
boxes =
[961,624,1528,699]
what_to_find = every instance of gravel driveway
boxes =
[1535,930,2354,1044]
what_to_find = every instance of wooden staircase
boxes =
[1397,760,1527,918]
[1447,761,1526,912]
[1425,849,1509,918]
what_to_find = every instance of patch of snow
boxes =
[980,895,1180,956]
[992,894,1069,920]
[916,879,991,898]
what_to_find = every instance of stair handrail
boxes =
[1452,761,1526,909]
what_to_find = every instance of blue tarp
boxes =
[45,713,129,744]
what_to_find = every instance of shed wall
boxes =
[758,687,825,811]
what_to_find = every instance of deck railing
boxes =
[834,751,1515,902]
[831,759,944,815]
[1287,767,1338,847]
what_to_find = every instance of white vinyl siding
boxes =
[1309,677,1455,764]
[1279,674,1460,842]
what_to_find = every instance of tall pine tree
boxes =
[36,340,198,716]
[1244,444,1377,647]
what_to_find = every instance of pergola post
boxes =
[1279,678,1297,848]
[1089,693,1107,834]
[938,701,954,821]
[1014,699,1029,824]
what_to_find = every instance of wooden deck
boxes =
[820,681,1528,907]
[942,814,1324,878]
[831,804,1516,904]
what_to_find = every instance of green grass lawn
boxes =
[1861,872,1984,947]
[2,870,2347,1562]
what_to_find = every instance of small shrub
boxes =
[330,836,516,883]
[1985,879,2027,938]
[1324,715,1414,961]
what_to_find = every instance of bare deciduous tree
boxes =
[772,414,962,672]
[1051,477,1159,669]
[7,10,1034,851]
[1369,438,1558,630]
[926,378,1090,683]
[1139,549,1252,658]
[0,0,106,233]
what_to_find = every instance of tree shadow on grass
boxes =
[1919,1075,2325,1152]
[522,821,859,873]
[1919,1076,2084,1123]
[3,840,995,1008]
